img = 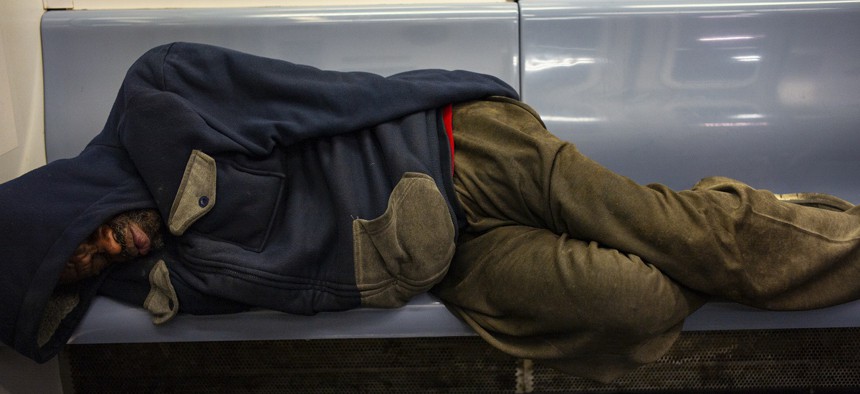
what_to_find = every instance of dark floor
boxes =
[62,328,860,393]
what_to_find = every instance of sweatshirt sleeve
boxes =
[131,42,518,156]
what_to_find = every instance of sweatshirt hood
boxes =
[0,144,154,362]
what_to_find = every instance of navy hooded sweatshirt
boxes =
[0,42,518,362]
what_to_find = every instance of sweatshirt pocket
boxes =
[169,150,283,252]
[353,172,456,308]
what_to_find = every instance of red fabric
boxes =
[443,104,454,173]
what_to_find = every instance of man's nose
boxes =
[96,225,123,256]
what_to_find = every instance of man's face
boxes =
[59,209,164,284]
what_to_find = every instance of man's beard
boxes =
[107,209,164,259]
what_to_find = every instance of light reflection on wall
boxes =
[540,115,604,123]
[525,56,598,72]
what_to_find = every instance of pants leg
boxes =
[433,225,705,383]
[450,97,860,310]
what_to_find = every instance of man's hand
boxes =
[59,239,112,284]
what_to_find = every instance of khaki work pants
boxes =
[432,97,860,382]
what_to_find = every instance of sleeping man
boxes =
[2,42,860,383]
